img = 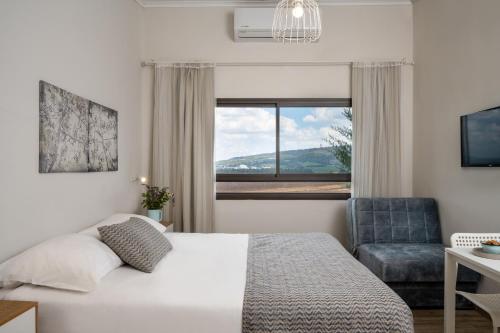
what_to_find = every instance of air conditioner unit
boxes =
[234,8,275,42]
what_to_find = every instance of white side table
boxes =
[444,247,500,333]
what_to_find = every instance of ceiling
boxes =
[136,0,412,8]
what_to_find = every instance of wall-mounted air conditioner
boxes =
[234,8,275,42]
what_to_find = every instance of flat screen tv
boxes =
[461,106,500,167]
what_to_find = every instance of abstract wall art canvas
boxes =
[39,81,118,173]
[88,102,118,172]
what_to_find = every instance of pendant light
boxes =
[272,0,322,43]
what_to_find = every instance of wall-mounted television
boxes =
[461,106,500,167]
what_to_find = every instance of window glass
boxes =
[215,107,276,174]
[214,100,352,198]
[279,107,352,173]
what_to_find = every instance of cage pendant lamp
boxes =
[272,0,322,43]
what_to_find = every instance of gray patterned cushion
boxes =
[347,198,442,253]
[98,217,172,273]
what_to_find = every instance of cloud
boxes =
[280,115,298,134]
[280,123,335,152]
[216,107,275,134]
[303,114,317,122]
[321,126,350,144]
[216,107,276,161]
[319,126,334,138]
[302,107,346,123]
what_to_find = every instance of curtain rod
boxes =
[141,59,414,67]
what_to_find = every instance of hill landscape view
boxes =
[216,147,349,174]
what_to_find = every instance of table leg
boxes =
[444,252,457,333]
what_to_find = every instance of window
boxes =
[215,99,352,199]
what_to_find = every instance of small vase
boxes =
[147,209,163,222]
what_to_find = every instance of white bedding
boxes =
[2,233,249,333]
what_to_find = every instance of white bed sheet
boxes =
[3,233,249,333]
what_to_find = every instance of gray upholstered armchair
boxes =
[346,198,481,308]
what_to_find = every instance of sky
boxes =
[215,106,351,162]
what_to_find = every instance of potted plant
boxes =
[141,185,174,222]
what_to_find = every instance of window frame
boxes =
[216,98,352,200]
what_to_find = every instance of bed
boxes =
[1,232,414,333]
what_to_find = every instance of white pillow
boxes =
[79,213,166,240]
[0,234,122,292]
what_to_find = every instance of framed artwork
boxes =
[39,80,118,173]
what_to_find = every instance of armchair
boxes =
[346,198,481,308]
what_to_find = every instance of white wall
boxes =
[142,6,413,62]
[0,0,143,262]
[413,0,500,292]
[414,0,500,241]
[141,5,414,244]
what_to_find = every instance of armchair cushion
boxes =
[357,243,481,283]
[347,198,442,253]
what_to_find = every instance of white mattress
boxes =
[3,233,249,333]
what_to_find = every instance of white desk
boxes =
[444,248,500,333]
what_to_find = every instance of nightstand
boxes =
[0,300,37,333]
[160,220,173,232]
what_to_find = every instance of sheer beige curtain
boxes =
[352,63,402,197]
[152,64,215,232]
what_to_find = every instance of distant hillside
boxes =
[216,147,349,173]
